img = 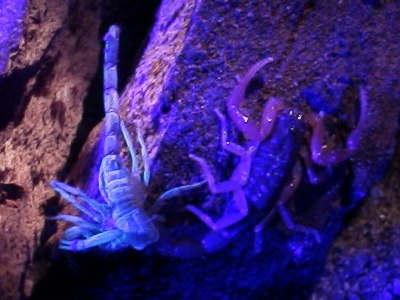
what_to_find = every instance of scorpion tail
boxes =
[103,25,121,156]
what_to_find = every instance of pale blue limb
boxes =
[51,180,106,222]
[59,229,122,251]
[135,123,150,186]
[120,120,140,180]
[63,226,96,240]
[157,180,207,201]
[48,214,100,231]
[149,180,206,214]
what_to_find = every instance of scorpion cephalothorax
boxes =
[50,25,203,251]
[187,58,364,253]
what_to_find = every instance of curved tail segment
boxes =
[103,25,121,156]
[227,57,286,142]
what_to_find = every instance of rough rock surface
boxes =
[0,0,399,299]
[0,0,102,298]
[312,145,400,300]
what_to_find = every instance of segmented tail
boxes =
[103,25,121,156]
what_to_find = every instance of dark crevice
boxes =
[100,0,162,90]
[0,183,25,204]
[0,64,39,130]
[0,26,63,130]
[29,52,61,98]
[38,196,63,246]
[18,242,32,300]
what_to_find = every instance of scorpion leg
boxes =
[189,154,243,193]
[63,226,96,240]
[50,181,105,222]
[254,206,278,253]
[187,148,255,230]
[299,146,320,184]
[277,204,321,243]
[201,223,247,253]
[227,57,286,141]
[187,189,248,230]
[277,162,321,242]
[59,229,123,251]
[259,97,287,140]
[254,162,321,252]
[346,86,367,152]
[188,111,258,194]
[308,112,352,166]
[135,123,151,186]
[150,108,252,216]
[188,137,257,194]
[308,86,366,166]
[121,118,205,214]
[187,108,259,230]
[120,120,140,181]
[214,108,261,156]
[299,146,333,184]
[149,180,207,214]
[120,120,151,186]
[48,214,101,231]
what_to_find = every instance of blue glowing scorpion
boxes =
[187,58,365,253]
[50,25,203,251]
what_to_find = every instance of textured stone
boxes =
[0,0,101,298]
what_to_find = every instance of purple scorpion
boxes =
[187,58,364,253]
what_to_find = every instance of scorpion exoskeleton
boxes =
[187,58,364,253]
[50,25,203,251]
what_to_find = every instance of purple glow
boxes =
[0,0,27,73]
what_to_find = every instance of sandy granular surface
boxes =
[313,140,400,300]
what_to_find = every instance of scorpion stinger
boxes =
[49,25,204,252]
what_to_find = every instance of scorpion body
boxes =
[188,107,318,253]
[98,25,158,249]
[243,111,305,211]
[50,25,202,251]
[188,58,363,253]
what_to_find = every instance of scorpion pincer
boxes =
[49,25,203,251]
